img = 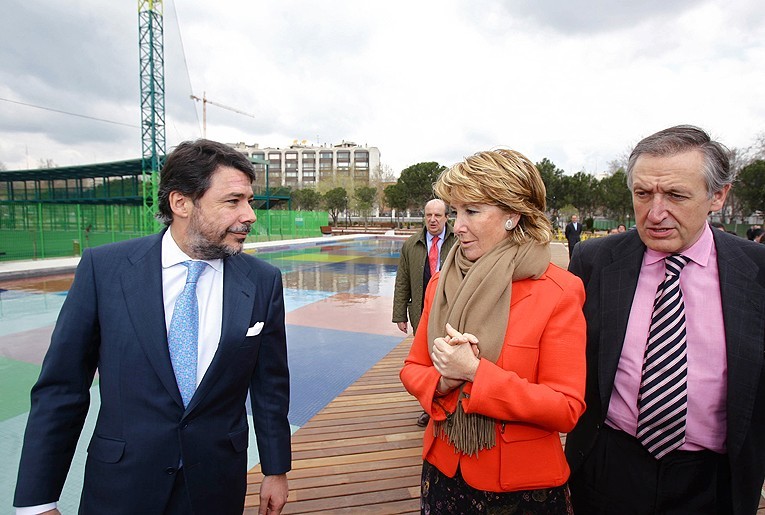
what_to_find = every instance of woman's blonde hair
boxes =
[434,149,552,245]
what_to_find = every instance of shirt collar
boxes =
[161,228,223,273]
[644,222,714,267]
[427,226,446,243]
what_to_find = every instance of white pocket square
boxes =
[246,322,264,337]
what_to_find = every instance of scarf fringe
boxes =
[432,393,496,456]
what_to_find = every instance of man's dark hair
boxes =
[156,139,256,225]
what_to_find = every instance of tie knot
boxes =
[665,254,689,276]
[432,235,439,244]
[183,260,207,284]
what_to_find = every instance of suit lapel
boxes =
[598,233,645,410]
[715,232,765,458]
[186,254,256,413]
[122,232,185,408]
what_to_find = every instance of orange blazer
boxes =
[400,263,587,493]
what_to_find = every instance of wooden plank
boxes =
[246,337,422,513]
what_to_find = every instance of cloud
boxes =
[1,0,764,177]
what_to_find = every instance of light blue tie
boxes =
[168,260,207,408]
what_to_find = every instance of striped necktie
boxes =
[168,260,208,408]
[636,254,690,459]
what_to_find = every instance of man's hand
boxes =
[396,321,408,334]
[259,473,288,515]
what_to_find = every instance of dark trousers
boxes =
[569,425,732,515]
[567,240,578,259]
[164,467,193,514]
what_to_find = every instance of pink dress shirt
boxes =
[606,224,727,453]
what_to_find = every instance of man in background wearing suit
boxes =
[566,125,765,514]
[565,214,583,259]
[393,198,457,426]
[14,140,291,514]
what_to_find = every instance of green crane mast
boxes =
[138,0,165,234]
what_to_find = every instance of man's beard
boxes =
[187,212,252,260]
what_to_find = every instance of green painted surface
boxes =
[0,357,40,422]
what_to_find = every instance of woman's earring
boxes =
[504,219,514,231]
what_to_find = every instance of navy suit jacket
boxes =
[14,231,291,514]
[565,228,765,514]
[565,222,583,245]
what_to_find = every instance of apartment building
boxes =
[229,140,381,189]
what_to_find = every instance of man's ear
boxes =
[710,184,731,212]
[169,191,192,219]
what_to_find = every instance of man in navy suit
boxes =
[14,140,291,514]
[566,126,765,514]
[565,214,583,259]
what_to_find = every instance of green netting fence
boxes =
[0,204,329,262]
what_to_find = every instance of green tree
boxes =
[398,162,445,210]
[564,172,600,225]
[323,187,348,226]
[291,188,322,211]
[735,160,765,215]
[354,186,377,226]
[536,158,566,227]
[598,169,632,224]
[384,184,408,226]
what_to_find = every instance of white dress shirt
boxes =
[162,228,223,387]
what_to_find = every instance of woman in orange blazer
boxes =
[400,149,586,513]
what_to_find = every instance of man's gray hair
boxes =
[626,125,733,198]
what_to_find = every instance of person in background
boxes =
[566,125,765,514]
[745,224,761,240]
[565,214,583,258]
[617,223,627,233]
[14,140,291,515]
[400,149,586,513]
[710,221,726,231]
[393,198,457,427]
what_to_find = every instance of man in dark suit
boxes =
[14,140,291,514]
[566,125,765,514]
[565,214,583,258]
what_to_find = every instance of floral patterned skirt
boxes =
[421,460,574,514]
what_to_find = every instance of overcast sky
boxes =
[1,0,763,176]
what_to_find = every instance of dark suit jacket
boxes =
[565,228,765,514]
[14,231,291,514]
[565,222,583,245]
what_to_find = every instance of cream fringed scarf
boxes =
[428,237,551,456]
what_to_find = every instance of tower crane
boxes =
[138,0,165,234]
[190,92,256,138]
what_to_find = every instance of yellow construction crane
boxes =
[190,92,256,138]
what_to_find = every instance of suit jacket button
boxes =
[181,422,189,430]
[165,467,176,475]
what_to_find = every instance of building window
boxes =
[268,152,282,171]
[354,151,369,169]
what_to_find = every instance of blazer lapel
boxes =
[598,233,645,410]
[122,232,184,408]
[186,254,256,413]
[715,233,765,459]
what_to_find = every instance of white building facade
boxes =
[229,140,381,189]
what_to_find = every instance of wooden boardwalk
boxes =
[245,337,422,514]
